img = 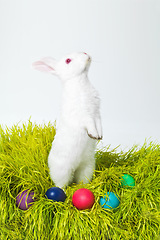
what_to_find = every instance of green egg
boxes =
[121,174,135,188]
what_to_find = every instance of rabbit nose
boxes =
[84,52,91,60]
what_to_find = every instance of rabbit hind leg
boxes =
[49,163,74,189]
[73,141,96,184]
[74,160,95,184]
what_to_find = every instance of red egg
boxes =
[72,188,95,210]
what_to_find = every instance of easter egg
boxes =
[100,192,120,209]
[45,187,66,202]
[121,174,135,188]
[16,189,35,210]
[72,188,95,210]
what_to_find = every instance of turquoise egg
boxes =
[100,192,120,209]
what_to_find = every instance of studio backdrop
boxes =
[0,0,160,150]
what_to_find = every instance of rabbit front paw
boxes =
[87,132,102,140]
[85,118,103,140]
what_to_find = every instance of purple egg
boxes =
[16,189,35,210]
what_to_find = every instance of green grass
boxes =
[0,121,160,240]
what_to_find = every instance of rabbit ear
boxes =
[32,57,57,74]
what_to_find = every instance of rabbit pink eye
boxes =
[65,58,72,64]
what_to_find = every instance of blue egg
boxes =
[100,192,120,209]
[45,187,66,202]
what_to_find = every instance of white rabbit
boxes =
[33,52,102,188]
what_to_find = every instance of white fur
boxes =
[33,52,102,188]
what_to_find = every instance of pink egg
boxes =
[72,188,95,210]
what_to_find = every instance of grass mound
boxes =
[0,121,160,240]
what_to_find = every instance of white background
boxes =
[0,0,160,150]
